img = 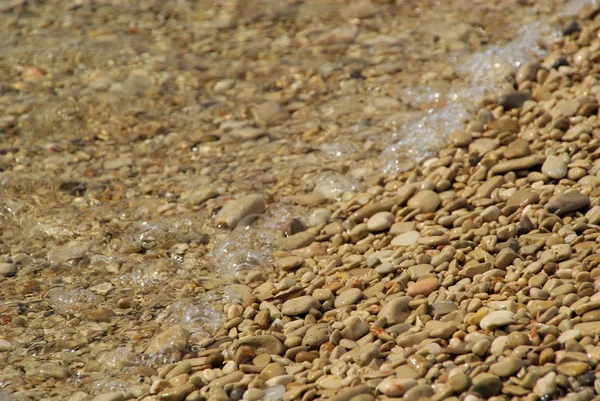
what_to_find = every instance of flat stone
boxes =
[407,190,441,213]
[376,377,417,397]
[534,372,556,397]
[378,296,412,325]
[329,385,371,401]
[367,211,395,232]
[471,373,502,398]
[447,371,471,393]
[545,191,590,216]
[391,231,421,246]
[499,92,532,110]
[469,138,499,156]
[145,325,189,355]
[449,131,473,147]
[282,296,320,316]
[0,339,12,351]
[302,324,332,348]
[275,256,304,271]
[389,221,416,235]
[403,384,434,400]
[91,393,128,401]
[215,194,266,229]
[557,361,590,377]
[575,322,600,333]
[503,138,530,159]
[158,383,194,401]
[231,335,284,356]
[480,310,515,330]
[407,277,439,297]
[489,154,545,175]
[542,155,568,179]
[506,190,540,208]
[495,248,518,270]
[334,288,362,308]
[490,358,522,377]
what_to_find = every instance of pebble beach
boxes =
[4,1,600,401]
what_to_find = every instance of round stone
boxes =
[480,310,516,331]
[490,358,523,377]
[391,230,421,247]
[367,211,395,232]
[281,296,320,316]
[334,288,363,308]
[407,277,439,297]
[542,155,568,179]
[407,190,441,213]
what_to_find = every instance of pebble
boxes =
[334,288,362,308]
[447,371,471,393]
[329,385,371,401]
[490,358,523,377]
[471,373,502,398]
[469,138,499,155]
[281,296,320,316]
[391,231,421,246]
[545,191,590,216]
[231,335,284,356]
[542,155,568,179]
[376,377,417,396]
[0,339,12,351]
[406,277,439,297]
[91,393,129,401]
[144,325,189,355]
[480,311,516,330]
[215,194,266,229]
[449,131,473,147]
[557,361,590,377]
[367,211,395,232]
[534,372,557,397]
[506,190,540,208]
[407,190,441,213]
[378,296,412,325]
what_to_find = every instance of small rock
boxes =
[334,288,362,308]
[407,277,439,297]
[471,373,502,398]
[542,155,568,179]
[545,191,590,216]
[391,231,421,246]
[407,190,441,213]
[499,92,532,110]
[145,325,189,355]
[557,361,590,377]
[480,310,515,330]
[449,131,473,147]
[282,296,320,316]
[376,377,417,396]
[91,393,128,401]
[469,138,499,156]
[253,101,290,126]
[534,372,556,397]
[367,211,395,232]
[378,296,412,325]
[215,194,266,229]
[447,371,471,393]
[490,358,523,377]
[231,335,284,356]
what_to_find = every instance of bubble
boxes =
[45,288,103,316]
[313,173,360,200]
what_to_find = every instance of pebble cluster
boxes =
[3,1,600,401]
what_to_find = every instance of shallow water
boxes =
[0,0,595,398]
